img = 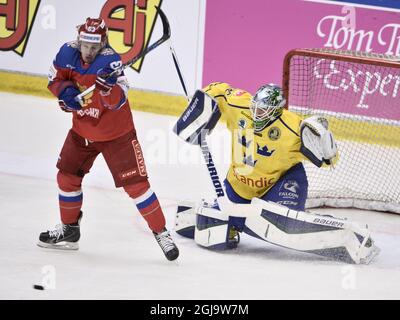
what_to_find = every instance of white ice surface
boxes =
[0,92,399,300]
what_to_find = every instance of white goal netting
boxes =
[284,48,400,213]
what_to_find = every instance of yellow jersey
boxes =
[203,82,308,200]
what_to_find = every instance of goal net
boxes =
[283,48,400,214]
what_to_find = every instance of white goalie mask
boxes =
[250,84,286,132]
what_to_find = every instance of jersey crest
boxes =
[257,144,275,157]
[268,127,281,141]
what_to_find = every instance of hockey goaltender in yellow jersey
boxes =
[203,82,308,200]
[174,81,380,264]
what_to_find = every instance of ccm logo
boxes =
[119,169,138,180]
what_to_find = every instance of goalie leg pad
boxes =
[175,200,197,239]
[239,198,379,264]
[195,205,240,250]
[175,199,230,239]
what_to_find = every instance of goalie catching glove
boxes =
[300,115,337,167]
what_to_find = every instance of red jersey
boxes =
[48,41,135,141]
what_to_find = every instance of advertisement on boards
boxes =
[203,0,400,91]
[0,0,205,95]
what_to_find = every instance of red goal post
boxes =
[282,48,400,214]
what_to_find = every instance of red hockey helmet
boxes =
[77,17,108,45]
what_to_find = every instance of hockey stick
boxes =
[199,137,226,199]
[169,45,189,101]
[75,5,171,105]
[169,40,227,203]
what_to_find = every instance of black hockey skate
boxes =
[37,212,83,250]
[153,228,179,261]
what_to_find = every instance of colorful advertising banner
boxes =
[286,51,400,120]
[0,0,41,56]
[203,0,400,96]
[331,0,400,9]
[0,0,205,95]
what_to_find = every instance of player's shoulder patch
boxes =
[100,47,116,56]
[225,88,252,108]
[98,46,122,66]
[232,89,247,97]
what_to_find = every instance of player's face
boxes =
[80,42,102,63]
[250,101,283,131]
[251,102,274,120]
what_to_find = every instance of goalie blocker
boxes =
[176,198,380,264]
[173,90,221,145]
[173,90,227,204]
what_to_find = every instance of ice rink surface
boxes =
[1,92,399,299]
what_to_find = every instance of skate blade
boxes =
[37,241,79,250]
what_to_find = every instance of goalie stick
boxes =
[168,34,226,205]
[169,43,189,101]
[75,5,171,105]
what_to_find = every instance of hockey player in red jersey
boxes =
[37,17,179,261]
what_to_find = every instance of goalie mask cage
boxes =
[283,48,400,214]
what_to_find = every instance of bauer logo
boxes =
[0,0,41,56]
[313,217,344,228]
[100,0,162,72]
[183,97,199,122]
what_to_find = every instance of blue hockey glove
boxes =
[96,66,118,94]
[58,86,82,112]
